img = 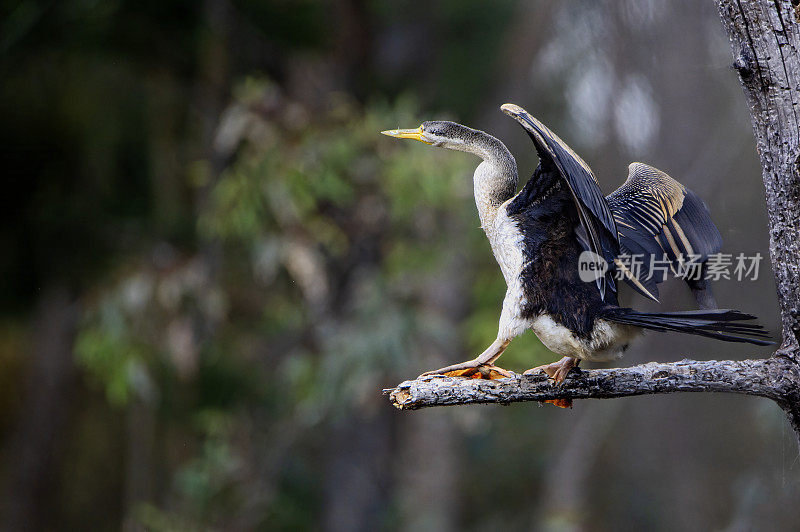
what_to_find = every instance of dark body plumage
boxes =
[508,165,609,340]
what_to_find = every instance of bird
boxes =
[381,103,771,389]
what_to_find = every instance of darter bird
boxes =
[381,104,771,386]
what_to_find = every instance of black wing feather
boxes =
[502,104,619,301]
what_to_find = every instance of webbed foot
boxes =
[419,360,515,380]
[524,356,580,384]
[524,356,580,408]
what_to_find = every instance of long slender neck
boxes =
[463,133,518,230]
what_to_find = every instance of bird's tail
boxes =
[602,307,773,346]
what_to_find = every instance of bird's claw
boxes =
[524,356,579,385]
[523,366,547,376]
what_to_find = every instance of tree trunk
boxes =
[714,0,800,433]
[0,289,79,530]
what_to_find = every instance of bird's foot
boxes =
[524,356,580,385]
[419,361,515,380]
[524,356,579,408]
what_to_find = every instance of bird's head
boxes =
[382,118,518,208]
[381,121,474,151]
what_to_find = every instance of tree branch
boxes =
[387,358,800,410]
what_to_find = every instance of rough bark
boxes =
[384,0,800,445]
[387,358,800,409]
[716,0,800,435]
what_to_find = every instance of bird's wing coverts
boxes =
[606,162,723,300]
[502,105,619,301]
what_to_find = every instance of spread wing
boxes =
[606,162,723,304]
[501,104,619,302]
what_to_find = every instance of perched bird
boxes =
[381,104,771,386]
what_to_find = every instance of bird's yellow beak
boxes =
[380,126,432,144]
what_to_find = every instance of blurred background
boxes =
[1,0,797,530]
